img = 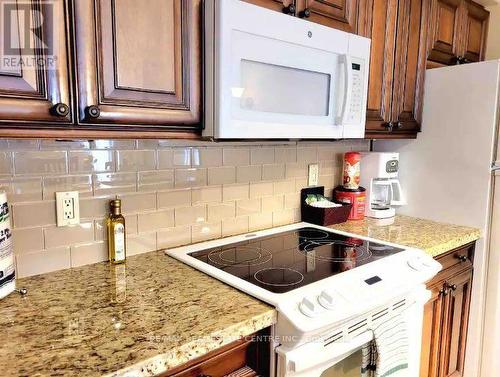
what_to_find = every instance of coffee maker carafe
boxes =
[360,152,405,218]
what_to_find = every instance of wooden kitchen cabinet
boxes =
[0,0,202,138]
[73,0,201,129]
[420,242,475,377]
[461,0,489,63]
[364,0,428,138]
[244,0,364,33]
[427,0,489,68]
[0,0,73,125]
[161,328,271,377]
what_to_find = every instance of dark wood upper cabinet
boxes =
[427,0,489,67]
[391,0,428,134]
[0,0,72,125]
[244,0,363,33]
[364,0,398,134]
[461,0,489,63]
[295,0,360,32]
[73,0,201,128]
[243,0,294,13]
[364,0,428,138]
[427,0,463,66]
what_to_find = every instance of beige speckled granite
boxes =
[329,215,481,257]
[0,251,276,377]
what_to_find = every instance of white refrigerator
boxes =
[376,60,500,377]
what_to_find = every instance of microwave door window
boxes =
[238,60,331,116]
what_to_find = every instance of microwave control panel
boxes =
[346,58,365,124]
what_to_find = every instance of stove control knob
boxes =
[299,297,320,317]
[318,290,335,310]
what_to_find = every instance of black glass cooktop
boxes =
[188,227,404,294]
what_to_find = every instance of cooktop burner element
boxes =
[208,245,272,267]
[187,227,404,293]
[254,267,305,287]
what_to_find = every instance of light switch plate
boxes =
[308,164,319,186]
[56,191,80,227]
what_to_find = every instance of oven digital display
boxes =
[352,63,361,71]
[365,276,382,285]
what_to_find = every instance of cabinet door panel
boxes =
[364,0,398,132]
[440,269,473,377]
[427,0,462,65]
[420,283,446,377]
[296,0,359,32]
[391,0,427,134]
[0,0,72,124]
[243,0,293,13]
[461,0,489,63]
[74,0,201,127]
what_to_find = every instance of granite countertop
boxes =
[0,251,276,377]
[0,215,481,377]
[329,215,481,257]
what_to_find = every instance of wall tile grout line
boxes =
[0,139,370,277]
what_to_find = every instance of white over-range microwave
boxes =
[203,0,371,140]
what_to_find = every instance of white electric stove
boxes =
[166,223,441,377]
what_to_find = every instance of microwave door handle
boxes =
[390,179,405,206]
[338,54,353,125]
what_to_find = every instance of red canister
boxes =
[334,186,366,221]
[343,152,361,190]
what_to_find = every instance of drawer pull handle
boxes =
[456,255,468,263]
[50,103,70,117]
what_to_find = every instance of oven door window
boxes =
[320,348,364,377]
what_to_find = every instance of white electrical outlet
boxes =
[308,164,319,186]
[56,191,80,227]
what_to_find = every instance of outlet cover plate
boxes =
[308,164,319,186]
[56,191,80,227]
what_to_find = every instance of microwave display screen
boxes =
[352,63,361,71]
[239,59,331,116]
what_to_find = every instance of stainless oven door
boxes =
[276,331,373,377]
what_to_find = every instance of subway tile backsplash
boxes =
[0,139,369,278]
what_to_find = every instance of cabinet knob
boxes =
[299,8,311,18]
[452,56,463,65]
[395,121,403,129]
[282,4,296,15]
[459,57,471,64]
[456,254,468,263]
[384,122,394,132]
[50,103,70,117]
[439,287,448,296]
[447,283,458,291]
[85,105,101,119]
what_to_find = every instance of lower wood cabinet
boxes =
[420,242,475,377]
[161,328,271,377]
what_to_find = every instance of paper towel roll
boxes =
[0,191,15,299]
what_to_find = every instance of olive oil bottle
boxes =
[107,198,126,264]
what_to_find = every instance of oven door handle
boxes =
[337,54,353,126]
[277,330,373,375]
